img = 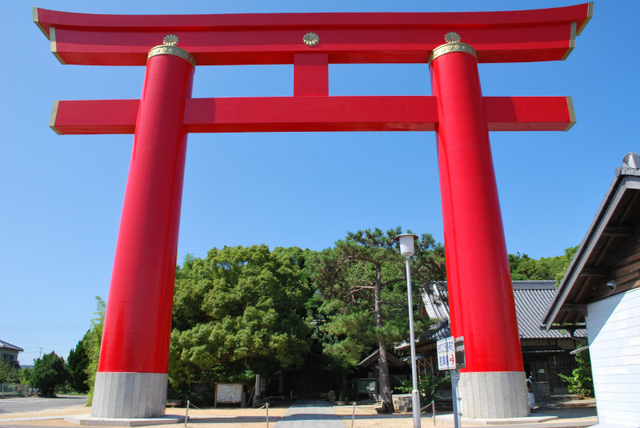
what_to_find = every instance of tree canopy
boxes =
[509,245,578,285]
[67,337,89,393]
[169,245,313,397]
[30,352,70,396]
[0,360,19,384]
[310,227,446,411]
[71,227,579,405]
[84,296,106,404]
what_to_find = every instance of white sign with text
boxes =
[437,337,456,370]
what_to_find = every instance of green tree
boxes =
[18,367,32,386]
[508,245,579,284]
[169,245,313,399]
[396,374,450,407]
[310,227,446,413]
[0,360,19,383]
[67,337,90,393]
[558,351,593,398]
[84,297,106,404]
[30,352,70,396]
[552,245,580,286]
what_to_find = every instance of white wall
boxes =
[587,287,640,426]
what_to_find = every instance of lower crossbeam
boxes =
[50,95,575,135]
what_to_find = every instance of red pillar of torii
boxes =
[35,4,591,420]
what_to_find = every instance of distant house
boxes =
[0,340,24,369]
[543,153,640,427]
[396,281,585,400]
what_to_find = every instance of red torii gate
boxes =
[35,3,591,420]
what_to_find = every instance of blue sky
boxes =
[1,0,638,366]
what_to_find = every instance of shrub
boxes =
[558,351,593,398]
[396,374,450,408]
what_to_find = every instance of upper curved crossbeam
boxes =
[34,4,592,66]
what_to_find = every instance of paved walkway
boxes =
[274,400,344,428]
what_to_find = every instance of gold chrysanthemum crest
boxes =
[429,31,476,64]
[148,34,196,67]
[444,32,461,43]
[303,32,320,47]
[163,34,179,46]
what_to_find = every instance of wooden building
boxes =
[397,281,585,400]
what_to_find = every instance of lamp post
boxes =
[395,233,421,428]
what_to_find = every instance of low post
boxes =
[266,402,269,428]
[431,400,435,426]
[184,400,190,428]
[254,374,261,408]
[351,401,357,428]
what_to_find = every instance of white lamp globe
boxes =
[395,234,418,257]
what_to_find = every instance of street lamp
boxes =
[394,233,421,428]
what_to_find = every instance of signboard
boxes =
[357,379,378,394]
[438,336,465,370]
[437,337,456,370]
[215,383,243,405]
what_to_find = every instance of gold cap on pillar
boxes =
[428,32,477,64]
[147,35,196,67]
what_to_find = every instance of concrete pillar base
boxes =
[65,414,184,426]
[91,372,168,418]
[459,371,529,418]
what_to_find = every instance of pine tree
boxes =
[67,337,90,393]
[31,352,70,396]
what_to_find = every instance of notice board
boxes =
[215,383,243,406]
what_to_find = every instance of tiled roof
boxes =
[422,281,586,340]
[0,340,24,352]
[422,282,449,320]
[426,319,451,341]
[513,281,586,339]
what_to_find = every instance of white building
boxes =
[0,339,24,369]
[543,153,640,427]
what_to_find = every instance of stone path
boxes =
[274,401,344,428]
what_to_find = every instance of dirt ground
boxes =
[0,402,433,428]
[0,402,597,428]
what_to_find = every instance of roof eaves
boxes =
[0,340,24,352]
[543,166,640,329]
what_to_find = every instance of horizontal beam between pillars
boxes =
[50,95,575,135]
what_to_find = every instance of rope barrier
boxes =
[419,400,436,425]
[183,400,272,428]
[343,400,436,427]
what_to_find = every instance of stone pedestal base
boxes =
[459,371,529,418]
[65,414,184,426]
[92,372,168,419]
